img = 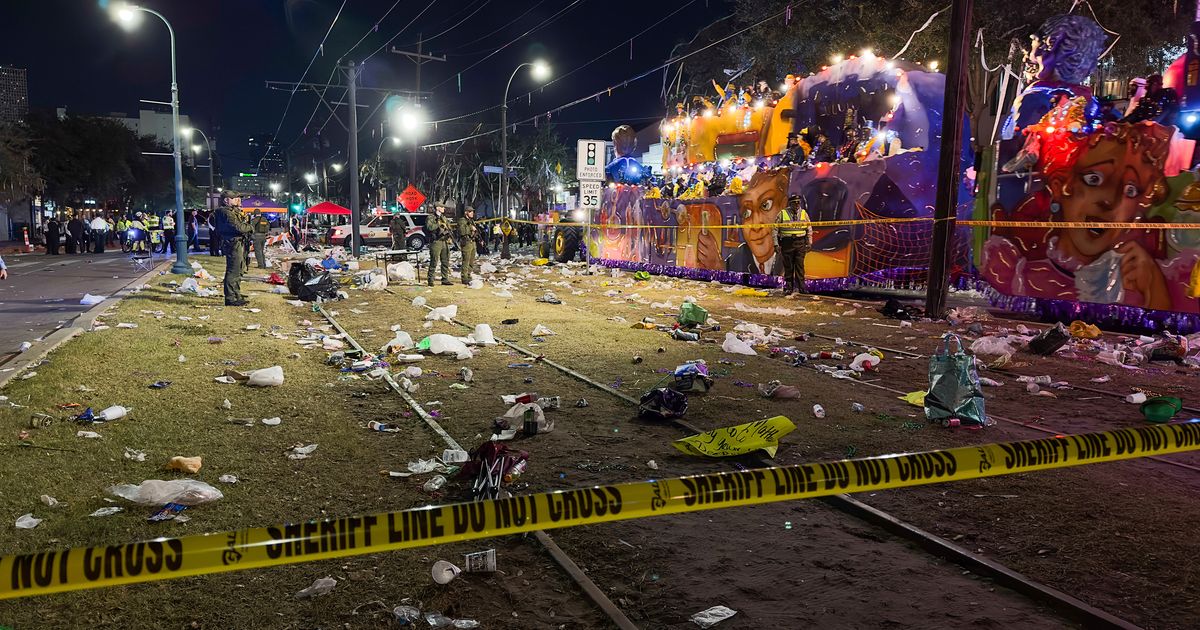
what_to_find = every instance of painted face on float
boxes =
[1052,124,1169,260]
[739,170,788,260]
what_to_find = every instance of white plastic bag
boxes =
[969,336,1018,358]
[295,576,337,599]
[425,334,472,360]
[426,305,458,322]
[80,294,107,306]
[356,271,388,290]
[412,296,427,308]
[468,279,484,289]
[247,365,285,387]
[531,324,556,336]
[387,262,417,282]
[480,262,497,274]
[108,479,224,506]
[470,324,496,345]
[381,330,415,352]
[721,333,757,356]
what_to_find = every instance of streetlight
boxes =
[304,172,318,184]
[111,2,189,274]
[269,182,281,193]
[331,163,344,173]
[501,59,551,259]
[182,126,216,208]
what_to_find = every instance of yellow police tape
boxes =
[504,217,1200,231]
[5,423,1199,600]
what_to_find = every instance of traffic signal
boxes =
[586,142,597,166]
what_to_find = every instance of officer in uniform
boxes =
[145,212,162,253]
[457,206,479,285]
[389,212,406,250]
[215,196,253,306]
[427,202,454,286]
[251,213,271,268]
[777,194,812,296]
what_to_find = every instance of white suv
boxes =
[327,213,430,250]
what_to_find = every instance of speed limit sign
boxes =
[579,180,602,213]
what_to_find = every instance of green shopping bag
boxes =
[924,333,988,427]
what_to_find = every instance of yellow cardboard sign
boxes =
[673,416,796,457]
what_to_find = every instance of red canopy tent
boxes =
[305,201,351,215]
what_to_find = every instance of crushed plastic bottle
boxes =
[812,404,826,419]
[851,402,865,413]
[393,606,421,625]
[423,475,447,492]
[1016,375,1052,385]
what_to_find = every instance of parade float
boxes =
[586,51,974,291]
[583,12,1200,331]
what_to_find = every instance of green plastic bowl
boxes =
[1140,396,1183,423]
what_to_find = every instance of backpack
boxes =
[296,272,339,302]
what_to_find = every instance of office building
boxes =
[0,66,29,124]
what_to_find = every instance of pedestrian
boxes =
[213,196,253,306]
[457,206,479,285]
[389,211,406,250]
[289,215,302,249]
[116,216,129,248]
[207,211,221,257]
[145,212,162,252]
[130,213,149,253]
[45,217,60,255]
[163,212,176,253]
[66,215,83,255]
[427,202,454,286]
[251,213,270,269]
[186,211,198,252]
[90,214,107,253]
[105,215,116,245]
[777,194,812,296]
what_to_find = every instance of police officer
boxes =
[389,211,406,250]
[215,196,253,306]
[457,206,479,285]
[777,194,812,296]
[251,213,271,268]
[145,212,162,253]
[426,202,454,286]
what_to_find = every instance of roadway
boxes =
[0,249,163,355]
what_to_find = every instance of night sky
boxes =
[4,0,731,173]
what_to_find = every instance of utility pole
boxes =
[347,60,362,254]
[924,0,973,318]
[263,73,429,257]
[391,36,445,189]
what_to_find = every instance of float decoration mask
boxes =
[612,125,638,158]
[1026,15,1108,84]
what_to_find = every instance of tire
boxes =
[552,227,580,263]
[406,234,426,251]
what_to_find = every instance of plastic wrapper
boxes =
[425,305,458,322]
[108,479,224,506]
[721,333,757,356]
[247,365,285,387]
[422,334,473,360]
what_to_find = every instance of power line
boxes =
[396,0,492,47]
[341,0,406,61]
[427,0,587,92]
[433,0,547,53]
[429,0,705,125]
[360,0,443,65]
[257,0,349,171]
[421,1,805,149]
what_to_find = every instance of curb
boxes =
[0,258,174,390]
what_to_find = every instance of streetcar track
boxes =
[394,286,1140,629]
[316,304,640,630]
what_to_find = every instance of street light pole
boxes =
[184,126,215,203]
[500,63,527,260]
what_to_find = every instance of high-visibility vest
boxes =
[145,215,161,229]
[779,207,810,237]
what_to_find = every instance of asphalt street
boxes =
[0,249,163,356]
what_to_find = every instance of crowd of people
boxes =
[38,209,223,256]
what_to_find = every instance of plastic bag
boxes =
[721,333,757,356]
[969,335,1017,358]
[531,324,556,336]
[925,333,987,427]
[470,324,496,345]
[639,387,688,420]
[80,293,107,306]
[1026,322,1071,356]
[426,305,458,322]
[386,262,417,282]
[424,334,472,360]
[108,479,224,506]
[355,271,388,291]
[247,365,285,387]
[382,331,415,353]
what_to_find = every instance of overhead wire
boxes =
[394,0,492,47]
[427,0,588,91]
[421,1,805,149]
[433,0,547,53]
[257,0,349,171]
[428,0,705,125]
[360,0,444,65]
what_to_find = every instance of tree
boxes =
[429,124,572,216]
[0,123,43,204]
